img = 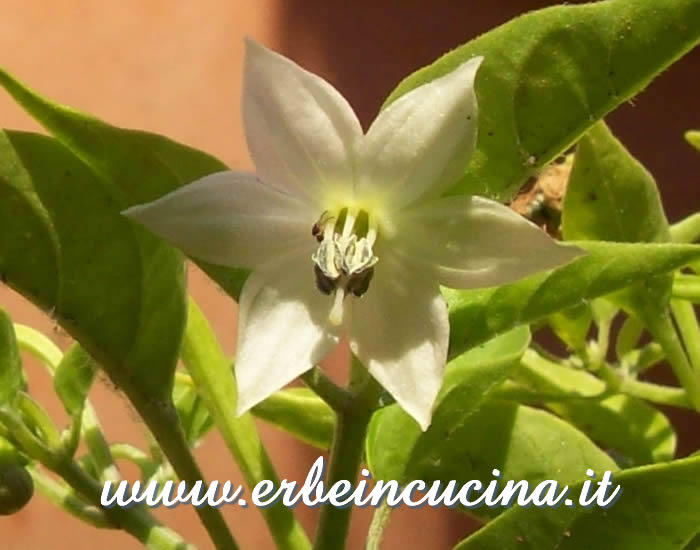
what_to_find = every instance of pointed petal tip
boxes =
[558,241,588,263]
[234,395,254,417]
[120,202,149,221]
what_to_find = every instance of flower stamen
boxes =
[311,208,379,317]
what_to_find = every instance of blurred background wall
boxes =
[0,1,698,548]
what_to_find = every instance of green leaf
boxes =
[446,242,700,357]
[371,402,616,520]
[0,67,248,301]
[366,327,530,482]
[172,376,213,446]
[454,454,700,550]
[563,121,670,243]
[385,0,699,200]
[54,344,97,418]
[252,388,335,450]
[563,121,672,320]
[686,130,700,152]
[0,130,184,401]
[0,308,23,405]
[13,324,62,369]
[515,350,675,465]
[546,303,593,351]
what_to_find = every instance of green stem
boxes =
[15,328,120,483]
[301,367,350,412]
[54,459,195,550]
[670,299,700,373]
[110,443,158,480]
[617,378,691,409]
[313,359,381,550]
[366,502,392,550]
[181,298,310,550]
[672,274,700,303]
[645,313,700,411]
[1,409,192,549]
[670,212,700,243]
[28,464,110,528]
[127,391,239,550]
[13,323,63,367]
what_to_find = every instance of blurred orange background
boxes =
[1,1,698,549]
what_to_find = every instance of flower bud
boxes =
[0,437,33,515]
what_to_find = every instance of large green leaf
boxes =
[455,454,700,550]
[514,350,676,466]
[0,67,248,300]
[0,130,184,401]
[366,327,531,482]
[386,0,700,200]
[0,308,22,405]
[447,242,700,357]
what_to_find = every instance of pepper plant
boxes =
[1,1,700,549]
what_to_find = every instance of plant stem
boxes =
[366,502,392,550]
[670,299,700,373]
[617,378,691,409]
[645,312,700,411]
[670,212,700,243]
[53,459,195,550]
[672,274,700,303]
[128,391,239,550]
[301,367,350,412]
[182,298,310,550]
[313,359,381,550]
[28,464,110,528]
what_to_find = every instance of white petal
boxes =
[392,195,585,289]
[235,250,340,414]
[243,38,362,204]
[122,171,314,268]
[357,56,482,209]
[349,254,448,430]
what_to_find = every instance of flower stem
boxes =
[301,367,350,412]
[312,358,381,550]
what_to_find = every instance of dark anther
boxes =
[311,222,323,241]
[346,267,374,297]
[314,264,336,295]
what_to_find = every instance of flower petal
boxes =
[243,38,362,204]
[350,254,448,430]
[122,171,315,268]
[235,249,339,414]
[357,56,482,209]
[392,195,585,289]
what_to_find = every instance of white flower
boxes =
[123,39,582,430]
